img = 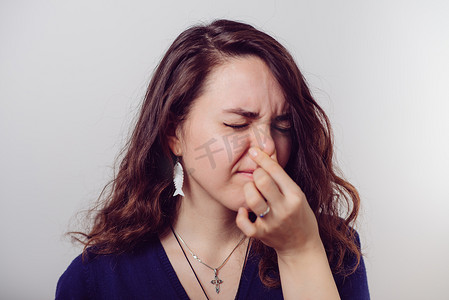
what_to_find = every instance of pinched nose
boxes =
[249,124,277,161]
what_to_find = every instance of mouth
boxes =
[236,170,254,178]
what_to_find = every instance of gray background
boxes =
[1,0,448,299]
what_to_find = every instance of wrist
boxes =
[276,232,325,259]
[277,239,327,266]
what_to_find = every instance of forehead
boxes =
[194,56,288,115]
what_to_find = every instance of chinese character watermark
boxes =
[193,137,224,169]
[193,125,272,169]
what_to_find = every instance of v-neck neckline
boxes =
[156,237,257,300]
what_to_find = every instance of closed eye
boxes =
[223,123,249,130]
[272,124,291,133]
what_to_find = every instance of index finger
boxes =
[248,147,298,194]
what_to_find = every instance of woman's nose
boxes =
[251,124,276,159]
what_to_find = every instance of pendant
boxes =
[210,269,223,294]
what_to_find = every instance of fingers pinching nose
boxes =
[249,146,278,163]
[249,147,258,158]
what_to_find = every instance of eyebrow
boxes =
[222,108,260,119]
[222,108,291,121]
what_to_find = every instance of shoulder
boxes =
[56,239,162,299]
[56,252,92,299]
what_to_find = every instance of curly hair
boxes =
[72,19,361,288]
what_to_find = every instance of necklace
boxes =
[171,226,248,297]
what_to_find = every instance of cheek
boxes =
[222,133,252,161]
[181,128,232,172]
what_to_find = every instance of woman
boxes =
[56,19,369,299]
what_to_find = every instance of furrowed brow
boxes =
[222,108,260,120]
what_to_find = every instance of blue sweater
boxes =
[56,237,369,299]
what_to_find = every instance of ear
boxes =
[167,125,183,156]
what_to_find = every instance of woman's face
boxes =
[170,56,292,211]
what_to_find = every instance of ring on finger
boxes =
[259,206,270,218]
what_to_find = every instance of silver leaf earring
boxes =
[173,160,185,197]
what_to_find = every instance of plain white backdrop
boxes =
[1,1,448,299]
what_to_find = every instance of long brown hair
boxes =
[73,19,361,287]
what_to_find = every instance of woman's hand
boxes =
[235,146,322,256]
[236,146,340,299]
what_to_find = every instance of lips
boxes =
[237,169,255,178]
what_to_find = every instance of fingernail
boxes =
[249,148,258,157]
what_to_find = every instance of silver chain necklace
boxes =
[171,227,247,295]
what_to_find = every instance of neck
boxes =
[171,192,246,265]
[175,196,242,241]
